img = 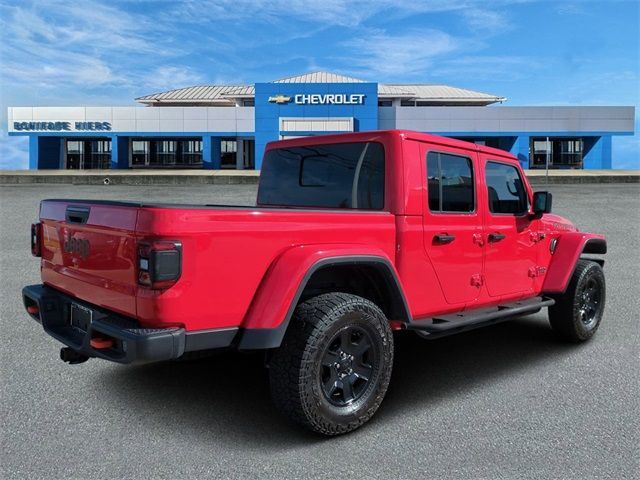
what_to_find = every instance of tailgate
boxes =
[39,200,140,318]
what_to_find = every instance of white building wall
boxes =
[8,107,255,133]
[379,106,635,133]
[7,105,635,135]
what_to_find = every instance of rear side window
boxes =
[485,161,529,214]
[427,151,475,213]
[257,142,384,209]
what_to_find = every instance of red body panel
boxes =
[541,232,606,293]
[39,201,138,317]
[134,208,395,330]
[242,244,399,330]
[476,151,539,297]
[37,130,606,334]
[419,141,484,305]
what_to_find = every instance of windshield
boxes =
[257,141,385,209]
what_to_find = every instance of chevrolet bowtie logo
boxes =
[268,95,292,104]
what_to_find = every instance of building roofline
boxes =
[134,72,506,106]
[271,70,368,83]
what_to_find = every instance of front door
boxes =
[481,157,538,297]
[422,146,484,305]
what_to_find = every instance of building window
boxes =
[66,141,83,169]
[156,140,177,166]
[130,138,202,168]
[530,137,583,169]
[241,139,255,169]
[242,99,255,106]
[65,138,111,169]
[181,139,202,166]
[426,151,475,213]
[221,138,237,169]
[131,140,150,166]
[378,100,392,106]
[558,139,583,166]
[87,140,111,169]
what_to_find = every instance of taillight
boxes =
[138,240,182,289]
[31,223,42,257]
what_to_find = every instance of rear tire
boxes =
[548,259,605,342]
[269,292,394,436]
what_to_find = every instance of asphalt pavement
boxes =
[1,183,639,479]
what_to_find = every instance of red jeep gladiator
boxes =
[23,130,606,435]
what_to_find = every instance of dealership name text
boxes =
[13,122,112,131]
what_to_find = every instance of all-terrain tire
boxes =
[548,259,606,342]
[269,292,394,436]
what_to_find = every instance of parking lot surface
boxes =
[1,183,638,479]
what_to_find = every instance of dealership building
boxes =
[7,71,635,170]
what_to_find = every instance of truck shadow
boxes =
[99,314,580,448]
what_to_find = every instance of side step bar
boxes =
[407,296,555,338]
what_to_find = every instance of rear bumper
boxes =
[22,284,237,364]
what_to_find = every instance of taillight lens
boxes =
[31,223,42,257]
[138,240,182,289]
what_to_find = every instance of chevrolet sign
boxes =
[295,94,365,105]
[268,95,292,104]
[268,94,366,105]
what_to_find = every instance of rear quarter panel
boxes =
[241,244,402,330]
[135,207,396,330]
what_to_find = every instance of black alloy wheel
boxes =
[269,292,394,435]
[577,276,602,329]
[549,259,606,342]
[320,324,378,406]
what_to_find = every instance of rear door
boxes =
[421,145,483,305]
[480,157,538,297]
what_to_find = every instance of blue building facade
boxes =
[254,81,378,163]
[8,72,635,170]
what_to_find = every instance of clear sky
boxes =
[0,0,638,168]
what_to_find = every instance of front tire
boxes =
[548,259,606,342]
[269,292,394,436]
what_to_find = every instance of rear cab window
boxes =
[257,141,385,209]
[485,161,529,215]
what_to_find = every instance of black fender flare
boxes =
[237,255,411,350]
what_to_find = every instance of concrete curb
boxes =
[0,171,260,185]
[526,174,640,185]
[0,170,638,185]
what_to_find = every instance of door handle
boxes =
[488,232,506,243]
[433,234,456,244]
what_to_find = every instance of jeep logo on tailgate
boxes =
[64,236,90,259]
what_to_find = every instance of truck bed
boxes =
[39,199,396,331]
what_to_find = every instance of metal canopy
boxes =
[136,71,506,106]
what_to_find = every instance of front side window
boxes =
[258,142,384,209]
[427,151,475,213]
[485,161,528,214]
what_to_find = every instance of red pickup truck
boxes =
[23,130,606,435]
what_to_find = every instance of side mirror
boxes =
[532,191,553,216]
